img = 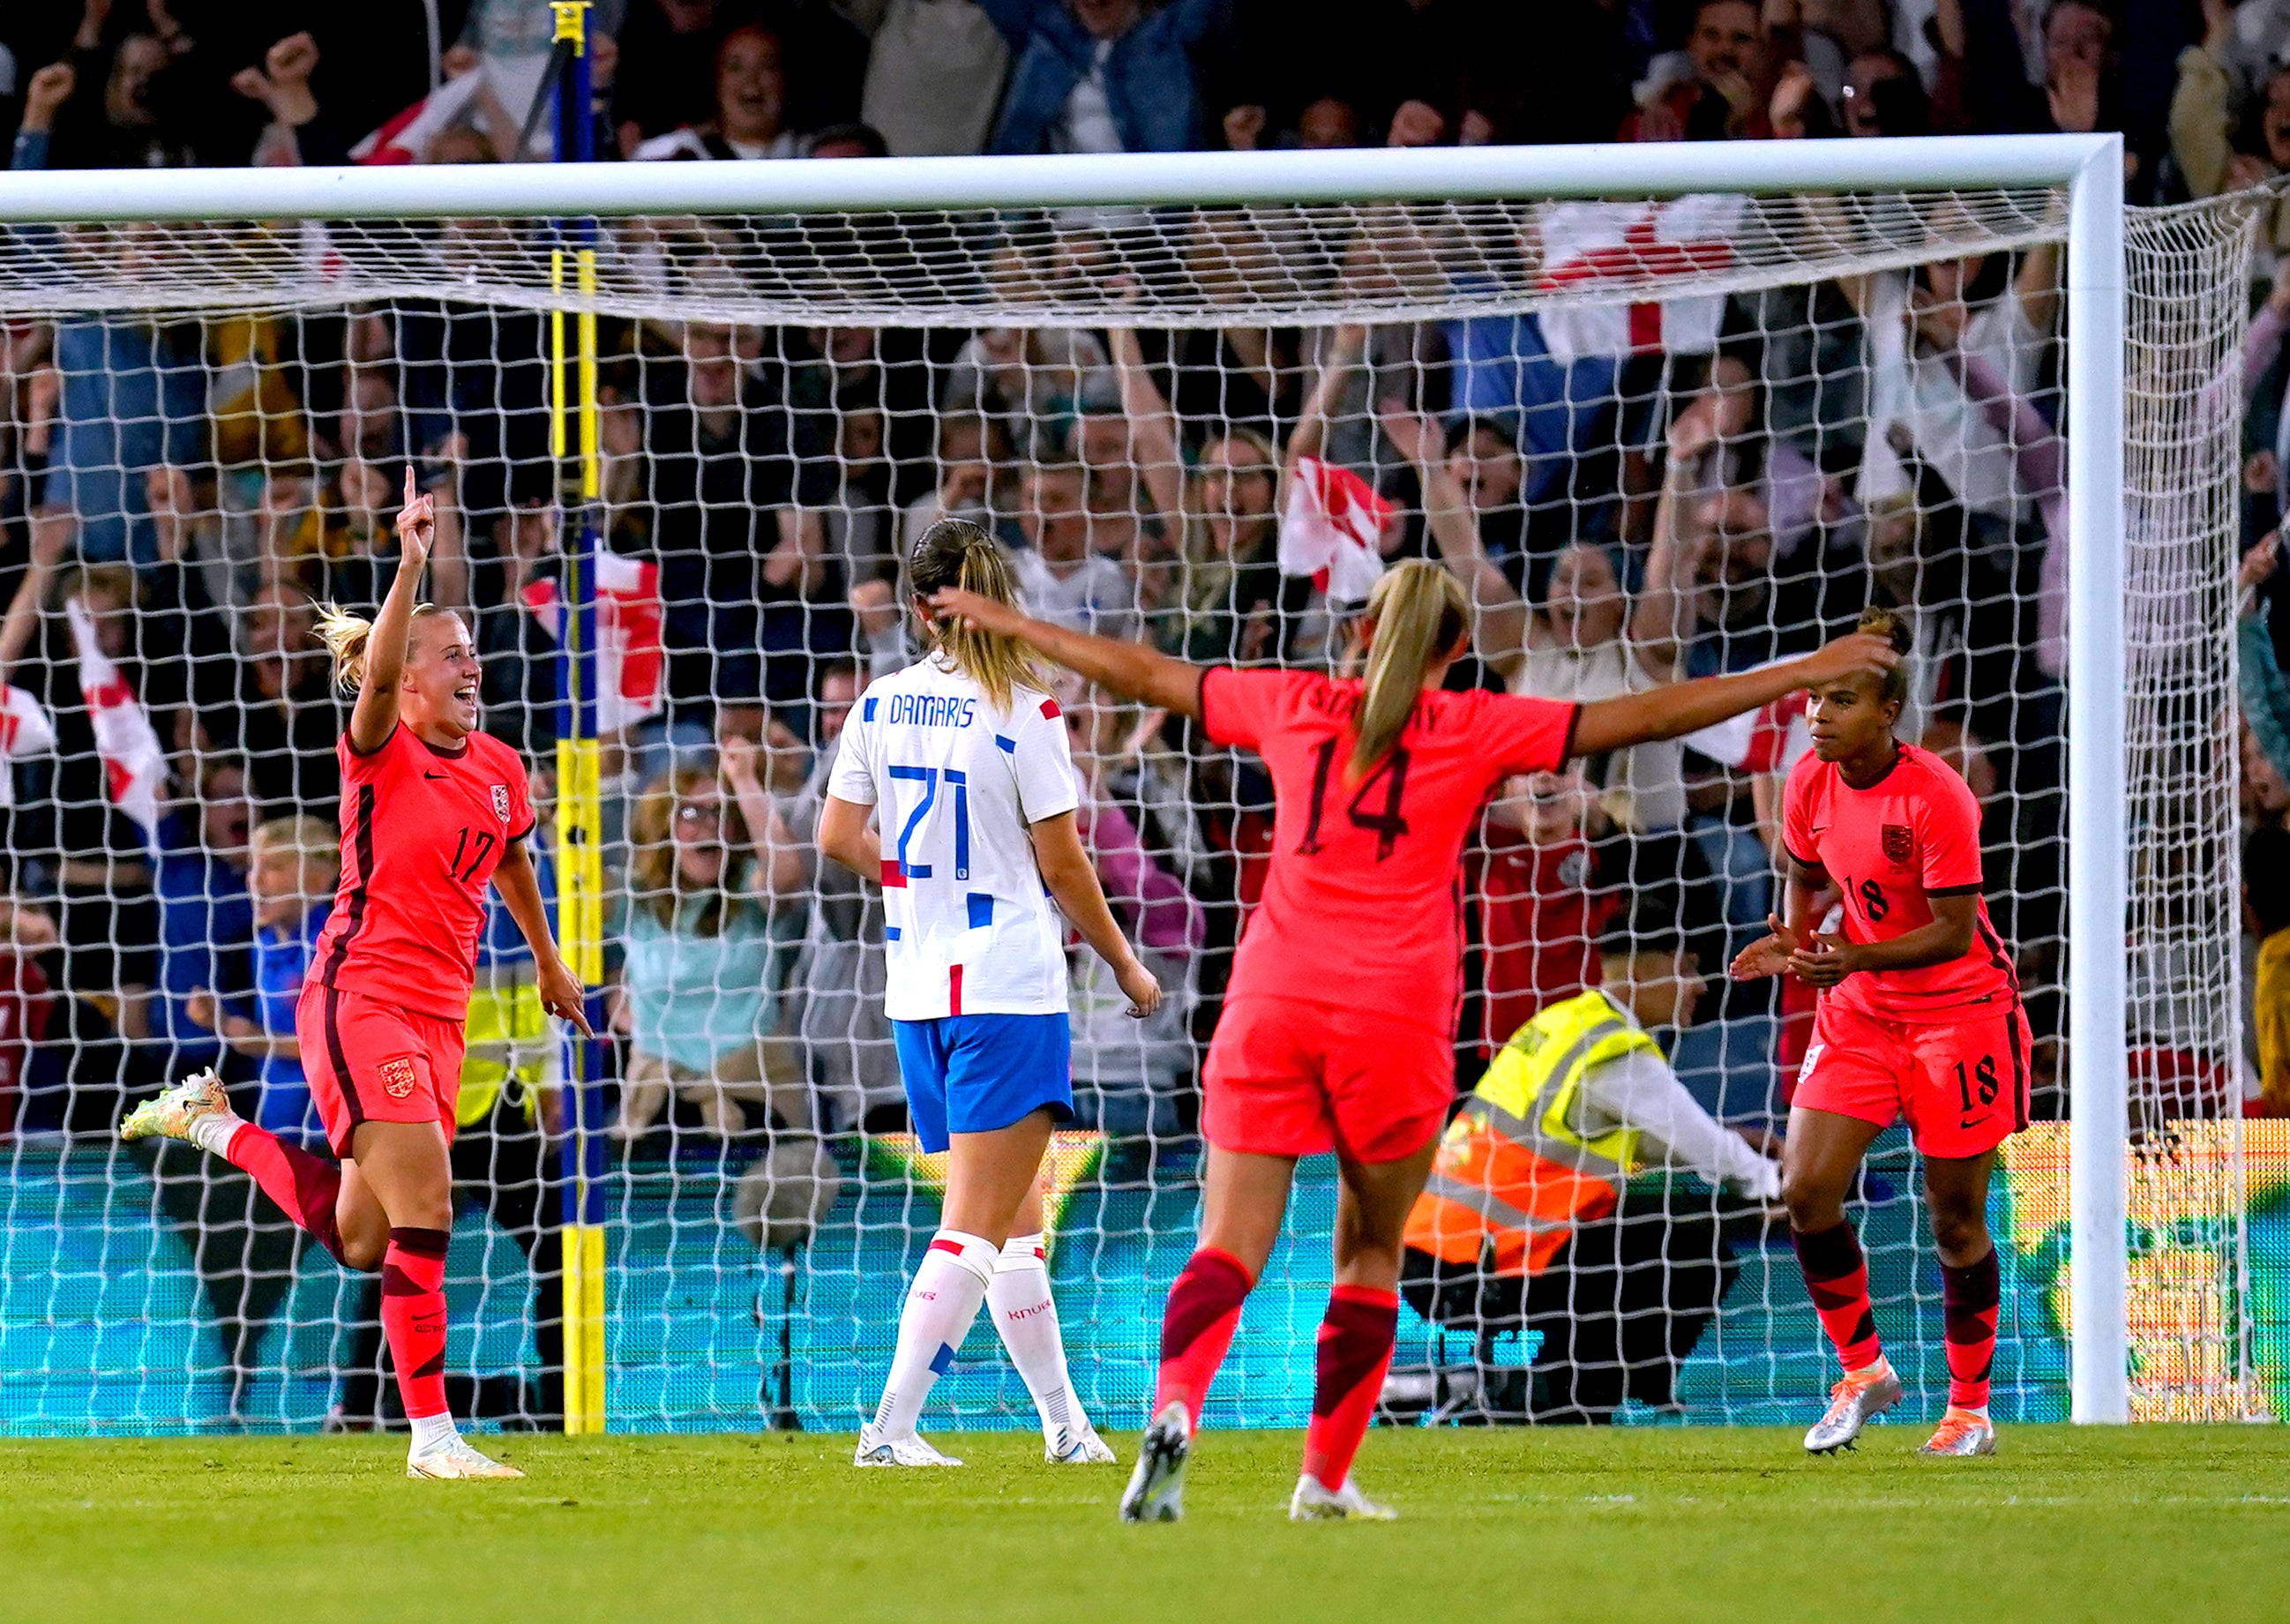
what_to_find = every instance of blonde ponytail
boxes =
[314,602,377,694]
[906,518,1047,713]
[1350,560,1468,780]
[313,600,447,695]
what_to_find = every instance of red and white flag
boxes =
[0,685,56,812]
[1278,456,1394,604]
[520,552,667,733]
[64,598,167,844]
[349,72,490,165]
[1681,685,1810,775]
[1535,195,1746,365]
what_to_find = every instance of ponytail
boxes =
[314,602,376,694]
[906,518,1046,713]
[314,600,447,695]
[1855,603,1914,706]
[1350,560,1468,780]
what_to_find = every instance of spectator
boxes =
[981,0,1230,156]
[2173,7,2290,267]
[1006,460,1143,641]
[940,324,1109,455]
[186,814,333,1143]
[614,0,739,147]
[47,303,204,565]
[1623,0,1788,143]
[633,25,804,160]
[42,0,214,170]
[9,59,74,173]
[213,581,343,821]
[839,0,1011,156]
[782,659,902,1128]
[1068,378,1171,577]
[612,745,811,1144]
[898,411,1006,559]
[443,0,567,160]
[0,897,56,1135]
[643,320,823,724]
[1471,766,1613,1058]
[1172,428,1302,664]
[231,32,348,168]
[1838,234,2062,534]
[1770,50,1931,139]
[150,759,255,1082]
[1396,399,1733,971]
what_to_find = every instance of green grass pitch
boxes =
[5,1426,2286,1624]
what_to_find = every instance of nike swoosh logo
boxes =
[423,770,448,781]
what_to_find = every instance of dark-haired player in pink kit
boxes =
[125,470,590,1478]
[1733,607,2029,1458]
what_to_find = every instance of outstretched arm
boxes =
[348,468,434,753]
[1571,633,1897,759]
[491,839,595,1036]
[930,588,1207,719]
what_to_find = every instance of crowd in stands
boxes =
[0,0,2284,1183]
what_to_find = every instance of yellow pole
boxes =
[550,0,610,1438]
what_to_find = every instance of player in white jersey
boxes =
[822,520,1162,1468]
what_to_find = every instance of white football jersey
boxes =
[827,654,1081,1021]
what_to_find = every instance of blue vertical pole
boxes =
[549,0,609,1435]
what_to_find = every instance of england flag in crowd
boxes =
[1277,455,1394,605]
[64,597,167,845]
[520,552,667,733]
[1534,195,1747,365]
[0,685,56,812]
[1682,685,1811,775]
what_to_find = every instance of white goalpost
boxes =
[0,135,2254,1434]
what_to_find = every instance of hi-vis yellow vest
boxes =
[1403,989,1655,1279]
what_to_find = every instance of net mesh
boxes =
[0,180,2260,1435]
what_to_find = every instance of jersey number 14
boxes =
[1298,740,1411,862]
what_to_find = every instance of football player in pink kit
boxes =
[124,470,589,1478]
[1733,607,2030,1458]
[936,559,1896,1521]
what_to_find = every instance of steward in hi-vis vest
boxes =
[1393,916,1782,1423]
[1404,987,1658,1280]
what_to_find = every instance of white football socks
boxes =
[407,1410,459,1456]
[987,1231,1083,1445]
[872,1230,996,1439]
[187,1110,243,1159]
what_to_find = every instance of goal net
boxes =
[0,155,2265,1435]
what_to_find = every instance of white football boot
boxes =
[407,1435,525,1480]
[1047,1423,1117,1464]
[1802,1361,1905,1455]
[1917,1408,1998,1456]
[1288,1474,1397,1522]
[120,1069,234,1147]
[1117,1402,1191,1523]
[853,1424,963,1467]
